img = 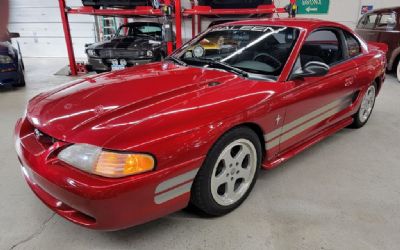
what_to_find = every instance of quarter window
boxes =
[344,31,361,58]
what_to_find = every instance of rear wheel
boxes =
[396,59,400,82]
[350,83,377,128]
[190,127,261,216]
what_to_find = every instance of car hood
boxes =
[88,36,161,50]
[27,62,273,148]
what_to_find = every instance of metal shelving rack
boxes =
[58,0,282,75]
[182,4,286,37]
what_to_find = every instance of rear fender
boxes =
[368,42,389,55]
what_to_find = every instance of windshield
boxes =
[117,23,162,40]
[173,25,300,80]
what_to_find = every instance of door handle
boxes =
[345,77,354,87]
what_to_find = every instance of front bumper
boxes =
[88,57,153,72]
[15,117,203,230]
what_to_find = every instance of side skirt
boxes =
[262,117,354,170]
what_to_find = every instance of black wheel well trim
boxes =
[374,75,383,95]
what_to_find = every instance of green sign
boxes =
[297,0,330,14]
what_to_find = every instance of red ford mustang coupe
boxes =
[15,19,386,230]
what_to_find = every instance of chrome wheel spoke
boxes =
[234,147,250,165]
[225,180,236,199]
[214,169,228,187]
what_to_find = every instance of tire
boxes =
[190,126,262,216]
[13,65,25,87]
[350,82,377,128]
[396,59,400,83]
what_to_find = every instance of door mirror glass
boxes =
[292,61,330,79]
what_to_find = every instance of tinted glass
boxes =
[174,25,300,80]
[118,23,162,40]
[300,29,344,66]
[344,31,362,58]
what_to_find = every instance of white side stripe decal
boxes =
[155,182,193,205]
[265,97,352,150]
[154,168,199,205]
[265,98,344,141]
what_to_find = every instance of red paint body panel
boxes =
[14,19,386,230]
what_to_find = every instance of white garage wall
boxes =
[274,0,400,29]
[7,0,400,58]
[8,0,96,58]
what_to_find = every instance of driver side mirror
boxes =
[291,61,330,79]
[9,32,20,38]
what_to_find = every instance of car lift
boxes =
[58,0,285,76]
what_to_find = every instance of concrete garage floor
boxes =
[1,58,400,250]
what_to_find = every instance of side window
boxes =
[363,14,378,29]
[344,31,362,58]
[377,13,397,30]
[357,16,366,29]
[299,29,344,67]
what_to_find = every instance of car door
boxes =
[271,28,359,154]
[375,12,398,60]
[356,13,380,42]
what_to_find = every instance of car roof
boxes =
[367,6,400,14]
[221,18,351,31]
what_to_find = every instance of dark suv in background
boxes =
[356,7,400,82]
[0,31,25,88]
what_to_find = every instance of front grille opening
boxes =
[55,201,96,225]
[69,210,97,225]
[33,128,57,146]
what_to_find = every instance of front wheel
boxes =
[350,83,377,128]
[190,127,262,216]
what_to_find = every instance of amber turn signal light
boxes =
[94,152,155,178]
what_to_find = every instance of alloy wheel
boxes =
[210,139,257,206]
[359,85,376,123]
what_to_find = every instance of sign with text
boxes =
[297,0,330,15]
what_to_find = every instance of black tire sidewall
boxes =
[191,127,262,216]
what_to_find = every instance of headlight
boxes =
[87,49,96,57]
[58,144,155,178]
[146,50,153,57]
[0,55,13,64]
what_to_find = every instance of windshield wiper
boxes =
[184,58,248,78]
[165,56,187,66]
